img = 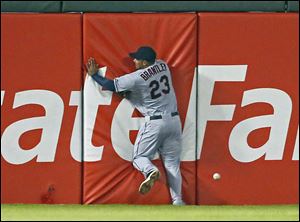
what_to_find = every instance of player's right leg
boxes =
[159,117,185,205]
[160,146,184,204]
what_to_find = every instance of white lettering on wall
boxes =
[1,91,4,106]
[1,66,298,164]
[69,90,82,162]
[229,88,292,162]
[292,126,299,161]
[111,98,149,161]
[1,90,63,164]
[181,68,197,161]
[83,67,113,162]
[197,65,247,159]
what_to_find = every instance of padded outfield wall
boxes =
[1,1,299,205]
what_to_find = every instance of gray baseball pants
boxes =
[132,114,183,203]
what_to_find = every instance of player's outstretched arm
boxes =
[85,57,116,92]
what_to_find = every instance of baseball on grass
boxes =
[213,173,221,180]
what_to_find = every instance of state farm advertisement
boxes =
[1,14,83,204]
[1,13,298,205]
[82,13,197,205]
[197,13,299,205]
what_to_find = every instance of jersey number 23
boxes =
[149,75,170,99]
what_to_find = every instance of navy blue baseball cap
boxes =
[129,46,156,63]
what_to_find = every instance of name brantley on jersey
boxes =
[140,62,167,81]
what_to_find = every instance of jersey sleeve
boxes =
[114,73,137,93]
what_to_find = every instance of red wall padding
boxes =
[197,13,299,205]
[1,12,298,205]
[1,14,82,204]
[83,13,197,204]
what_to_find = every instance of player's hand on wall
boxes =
[86,57,99,76]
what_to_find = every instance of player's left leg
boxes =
[132,120,162,194]
[132,121,160,177]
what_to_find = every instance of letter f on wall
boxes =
[197,65,247,160]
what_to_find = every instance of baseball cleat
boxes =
[172,200,186,206]
[139,170,160,195]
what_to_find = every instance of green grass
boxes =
[1,204,299,221]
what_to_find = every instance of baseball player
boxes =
[86,46,185,205]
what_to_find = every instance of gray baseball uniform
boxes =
[114,59,183,203]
